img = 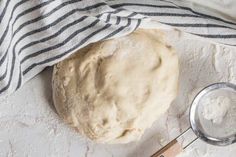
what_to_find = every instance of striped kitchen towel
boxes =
[0,0,236,97]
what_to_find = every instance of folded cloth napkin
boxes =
[0,0,236,97]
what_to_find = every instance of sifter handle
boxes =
[151,139,183,157]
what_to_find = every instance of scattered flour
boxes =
[176,148,207,157]
[0,24,236,156]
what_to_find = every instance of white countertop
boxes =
[0,25,236,157]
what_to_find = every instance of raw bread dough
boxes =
[52,29,179,144]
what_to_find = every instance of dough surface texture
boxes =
[52,29,179,144]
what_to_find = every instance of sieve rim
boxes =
[189,82,236,146]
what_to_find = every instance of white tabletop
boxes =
[0,27,235,157]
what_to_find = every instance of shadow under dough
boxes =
[39,66,57,114]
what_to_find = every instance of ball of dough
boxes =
[52,29,179,144]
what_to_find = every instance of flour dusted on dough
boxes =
[52,29,179,144]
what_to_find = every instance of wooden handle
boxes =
[151,139,183,157]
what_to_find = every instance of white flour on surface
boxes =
[176,148,207,157]
[202,96,231,124]
[176,138,236,157]
[0,21,236,156]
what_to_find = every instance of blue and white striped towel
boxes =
[0,0,236,97]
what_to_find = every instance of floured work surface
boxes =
[0,22,235,156]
